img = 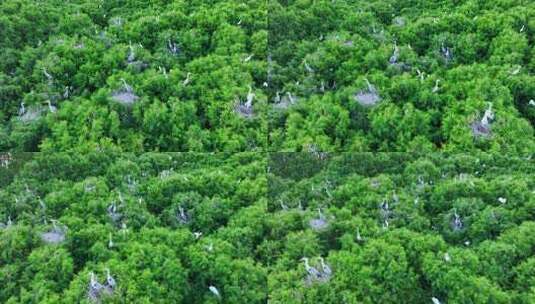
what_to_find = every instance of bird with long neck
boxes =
[47,100,57,113]
[120,78,131,92]
[105,268,116,289]
[183,73,191,86]
[432,79,440,93]
[246,85,255,108]
[19,102,26,116]
[301,257,321,278]
[481,102,494,126]
[319,257,332,276]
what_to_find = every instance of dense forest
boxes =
[268,153,534,303]
[1,153,534,303]
[1,0,534,152]
[0,0,267,152]
[0,152,267,303]
[268,0,535,152]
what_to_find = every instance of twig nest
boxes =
[354,84,381,107]
[41,223,67,244]
[273,92,298,110]
[111,81,139,106]
[392,16,406,27]
[234,88,256,119]
[19,106,44,123]
[309,217,328,230]
[234,100,255,118]
[470,120,492,138]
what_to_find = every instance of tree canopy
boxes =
[1,152,534,303]
[0,0,267,152]
[268,0,535,152]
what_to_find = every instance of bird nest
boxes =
[41,223,67,244]
[354,89,381,107]
[111,81,139,106]
[471,121,492,138]
[19,106,44,123]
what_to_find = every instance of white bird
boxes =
[193,232,203,239]
[481,102,494,126]
[520,24,525,32]
[127,41,135,62]
[43,68,53,81]
[209,285,221,298]
[528,99,535,106]
[416,69,425,82]
[183,73,191,86]
[319,257,332,276]
[287,92,295,104]
[159,66,168,79]
[108,233,114,248]
[431,297,441,304]
[121,222,128,236]
[498,197,507,204]
[105,268,116,289]
[90,272,99,288]
[304,60,314,74]
[510,66,521,75]
[46,100,57,113]
[120,78,132,92]
[444,252,451,262]
[18,102,26,116]
[432,79,440,93]
[243,54,253,62]
[301,257,322,279]
[167,39,179,55]
[356,228,363,241]
[39,197,46,210]
[246,85,255,108]
[204,242,214,252]
[364,78,376,93]
[63,86,70,99]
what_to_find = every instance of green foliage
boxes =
[268,0,535,152]
[0,153,267,303]
[0,0,267,152]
